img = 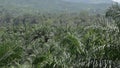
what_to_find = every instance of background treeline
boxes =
[0,0,112,13]
[0,4,120,68]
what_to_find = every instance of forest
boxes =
[0,1,120,68]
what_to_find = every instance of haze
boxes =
[112,0,120,3]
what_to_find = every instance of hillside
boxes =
[0,0,113,13]
[0,0,120,68]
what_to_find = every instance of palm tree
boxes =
[106,3,120,30]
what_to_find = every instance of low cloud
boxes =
[112,0,120,3]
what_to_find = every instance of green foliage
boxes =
[60,34,82,55]
[0,39,23,66]
[106,3,120,30]
[0,5,120,67]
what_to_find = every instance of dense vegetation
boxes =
[0,0,112,13]
[0,4,120,68]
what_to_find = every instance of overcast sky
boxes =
[113,0,120,3]
[63,0,120,3]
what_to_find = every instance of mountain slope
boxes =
[0,0,113,13]
[63,0,113,3]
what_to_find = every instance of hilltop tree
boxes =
[106,3,120,30]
